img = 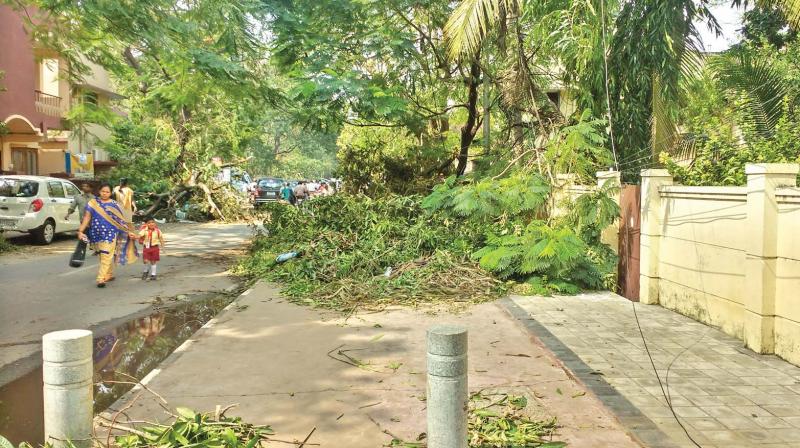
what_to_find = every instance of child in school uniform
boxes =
[138,217,165,280]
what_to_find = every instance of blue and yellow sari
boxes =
[86,199,139,265]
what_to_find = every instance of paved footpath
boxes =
[508,292,800,448]
[100,282,642,447]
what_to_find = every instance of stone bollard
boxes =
[426,325,468,448]
[42,329,94,448]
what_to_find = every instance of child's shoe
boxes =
[141,272,148,280]
[150,275,157,281]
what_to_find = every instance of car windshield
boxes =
[0,179,39,197]
[259,179,283,188]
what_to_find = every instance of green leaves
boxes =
[236,195,503,310]
[421,173,550,220]
[473,222,588,291]
[0,435,15,448]
[114,406,275,448]
[545,110,612,181]
[468,392,562,447]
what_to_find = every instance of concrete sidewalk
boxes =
[99,282,642,447]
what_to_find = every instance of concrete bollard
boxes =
[426,325,468,448]
[42,329,94,448]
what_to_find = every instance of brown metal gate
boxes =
[617,184,641,301]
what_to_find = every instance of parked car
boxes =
[217,167,254,194]
[254,177,285,204]
[0,175,82,244]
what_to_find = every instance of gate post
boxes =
[639,169,673,305]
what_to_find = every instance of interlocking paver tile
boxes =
[671,406,710,418]
[731,405,774,417]
[717,416,761,429]
[684,417,726,431]
[715,395,756,406]
[772,427,800,442]
[746,393,794,406]
[686,395,725,407]
[779,416,800,428]
[754,417,794,429]
[763,405,800,417]
[700,430,750,444]
[738,429,775,443]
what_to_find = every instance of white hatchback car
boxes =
[0,175,83,244]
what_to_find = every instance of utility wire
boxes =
[600,0,619,169]
[630,300,703,448]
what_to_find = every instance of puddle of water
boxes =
[0,296,232,445]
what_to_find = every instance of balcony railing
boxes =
[34,90,64,117]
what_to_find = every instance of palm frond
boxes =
[710,51,788,138]
[651,74,678,157]
[777,0,800,28]
[444,0,522,60]
[734,0,800,29]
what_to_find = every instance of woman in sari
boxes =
[77,183,139,287]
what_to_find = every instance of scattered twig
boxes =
[105,392,143,447]
[358,401,382,409]
[297,427,317,448]
[110,371,169,403]
[96,421,150,438]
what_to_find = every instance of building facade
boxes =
[0,4,120,178]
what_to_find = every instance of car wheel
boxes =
[34,219,56,245]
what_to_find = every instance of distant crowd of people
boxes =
[280,180,335,206]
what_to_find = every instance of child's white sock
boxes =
[150,264,157,276]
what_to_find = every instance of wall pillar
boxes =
[639,169,673,305]
[596,169,621,190]
[743,164,799,353]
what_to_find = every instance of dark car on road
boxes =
[254,177,284,204]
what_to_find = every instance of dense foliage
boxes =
[236,194,503,310]
[237,171,619,308]
[661,16,800,186]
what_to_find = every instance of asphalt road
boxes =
[0,222,254,386]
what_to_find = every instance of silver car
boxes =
[0,176,83,244]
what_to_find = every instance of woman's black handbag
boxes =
[69,239,87,267]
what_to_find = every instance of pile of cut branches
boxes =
[106,407,282,448]
[237,172,619,310]
[235,195,506,311]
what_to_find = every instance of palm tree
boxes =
[444,0,523,59]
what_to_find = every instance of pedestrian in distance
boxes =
[113,178,137,222]
[292,181,308,206]
[77,183,139,288]
[66,182,99,255]
[281,182,295,205]
[138,216,165,281]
